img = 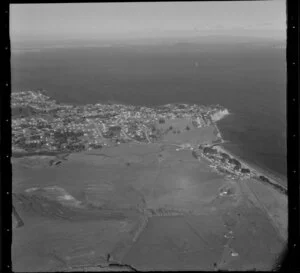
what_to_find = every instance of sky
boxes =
[10,1,286,42]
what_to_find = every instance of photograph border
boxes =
[1,0,299,272]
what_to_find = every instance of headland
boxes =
[11,90,287,271]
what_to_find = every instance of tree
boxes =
[158,118,165,124]
[186,126,190,130]
[234,165,240,171]
[192,151,198,159]
[241,168,250,174]
[259,175,270,183]
[228,158,241,168]
[203,147,217,155]
[220,152,230,160]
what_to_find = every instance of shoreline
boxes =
[213,141,287,194]
[212,119,287,194]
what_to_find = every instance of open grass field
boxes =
[155,117,218,146]
[12,141,287,271]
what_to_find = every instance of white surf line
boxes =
[214,145,287,191]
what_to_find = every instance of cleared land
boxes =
[156,119,218,146]
[12,125,287,272]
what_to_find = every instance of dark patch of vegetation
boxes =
[12,106,37,118]
[177,104,186,109]
[133,134,146,141]
[192,150,198,159]
[150,124,156,132]
[241,168,250,174]
[228,158,242,169]
[24,143,41,150]
[203,147,218,155]
[65,143,85,152]
[186,126,190,130]
[105,126,122,138]
[192,120,197,127]
[233,165,240,171]
[110,125,122,132]
[255,175,287,194]
[226,187,235,195]
[220,152,230,159]
[158,118,165,124]
[88,143,103,149]
[259,175,270,183]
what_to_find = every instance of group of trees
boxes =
[24,142,40,150]
[259,175,270,183]
[12,106,36,118]
[203,147,252,174]
[241,168,251,174]
[192,150,199,159]
[88,143,103,149]
[158,118,165,124]
[220,152,230,159]
[228,158,242,169]
[104,126,121,138]
[64,143,85,152]
[203,147,218,155]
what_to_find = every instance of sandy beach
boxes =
[214,145,287,192]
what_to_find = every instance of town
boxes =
[12,89,284,191]
[12,90,223,155]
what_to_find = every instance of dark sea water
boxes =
[11,41,287,184]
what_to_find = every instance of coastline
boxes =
[213,131,287,195]
[211,115,287,195]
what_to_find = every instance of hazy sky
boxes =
[10,1,286,41]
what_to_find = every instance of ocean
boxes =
[11,39,287,185]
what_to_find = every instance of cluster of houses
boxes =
[12,90,226,154]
